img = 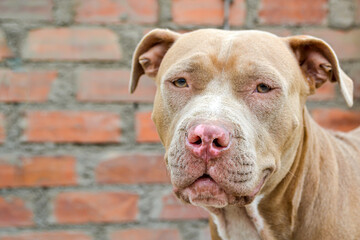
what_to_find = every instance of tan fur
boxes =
[130,29,360,240]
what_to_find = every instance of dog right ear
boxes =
[129,29,180,93]
[285,35,354,107]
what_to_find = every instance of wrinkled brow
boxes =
[161,53,210,81]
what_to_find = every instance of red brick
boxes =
[23,28,121,61]
[159,193,209,220]
[0,69,56,102]
[0,114,5,143]
[76,69,156,103]
[24,111,121,143]
[229,0,246,26]
[0,30,12,61]
[54,192,138,224]
[0,232,91,240]
[312,109,360,132]
[135,111,160,143]
[302,29,360,60]
[172,0,245,26]
[75,0,158,24]
[0,196,33,227]
[0,0,53,21]
[172,0,223,25]
[259,0,327,25]
[0,156,76,188]
[307,81,336,101]
[96,154,169,184]
[0,161,15,188]
[111,228,181,240]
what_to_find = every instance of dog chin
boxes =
[175,175,248,208]
[180,176,231,207]
[175,173,269,208]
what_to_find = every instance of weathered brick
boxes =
[229,0,246,26]
[0,0,53,21]
[135,111,160,143]
[0,161,15,188]
[23,111,121,143]
[96,154,169,184]
[312,109,360,132]
[0,69,57,102]
[307,81,336,101]
[0,114,5,143]
[0,232,91,240]
[23,28,122,61]
[0,156,76,188]
[75,0,158,24]
[0,30,12,61]
[259,0,327,25]
[54,192,138,224]
[0,196,33,227]
[172,0,223,25]
[110,228,181,240]
[76,69,156,103]
[159,193,209,220]
[172,0,245,26]
[302,29,360,60]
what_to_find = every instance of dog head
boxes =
[130,29,353,208]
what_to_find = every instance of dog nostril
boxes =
[188,135,202,145]
[194,138,202,145]
[213,138,222,148]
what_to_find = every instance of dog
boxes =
[129,29,360,240]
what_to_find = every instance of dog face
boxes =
[130,29,353,208]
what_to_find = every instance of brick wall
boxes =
[0,0,359,240]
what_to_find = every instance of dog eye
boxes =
[256,83,271,93]
[173,78,188,88]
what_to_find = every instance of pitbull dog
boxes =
[129,29,360,240]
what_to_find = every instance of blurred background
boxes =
[0,0,359,239]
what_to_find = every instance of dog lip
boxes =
[197,173,213,180]
[174,170,272,207]
[247,170,271,199]
[180,173,230,207]
[182,173,216,190]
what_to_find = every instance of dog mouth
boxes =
[176,174,233,208]
[175,171,270,208]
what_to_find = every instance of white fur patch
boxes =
[210,212,229,240]
[246,194,265,232]
[211,205,261,240]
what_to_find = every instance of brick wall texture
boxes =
[0,0,359,240]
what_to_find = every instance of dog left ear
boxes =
[285,35,354,107]
[129,29,180,94]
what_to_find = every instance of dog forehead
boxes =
[159,30,296,91]
[176,29,287,57]
[160,30,295,75]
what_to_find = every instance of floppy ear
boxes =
[285,35,354,107]
[129,29,180,93]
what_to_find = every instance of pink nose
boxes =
[186,124,231,161]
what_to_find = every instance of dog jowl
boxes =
[130,29,360,240]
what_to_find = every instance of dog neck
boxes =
[208,107,315,240]
[247,107,350,239]
[209,194,277,240]
[209,203,261,240]
[208,107,359,240]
